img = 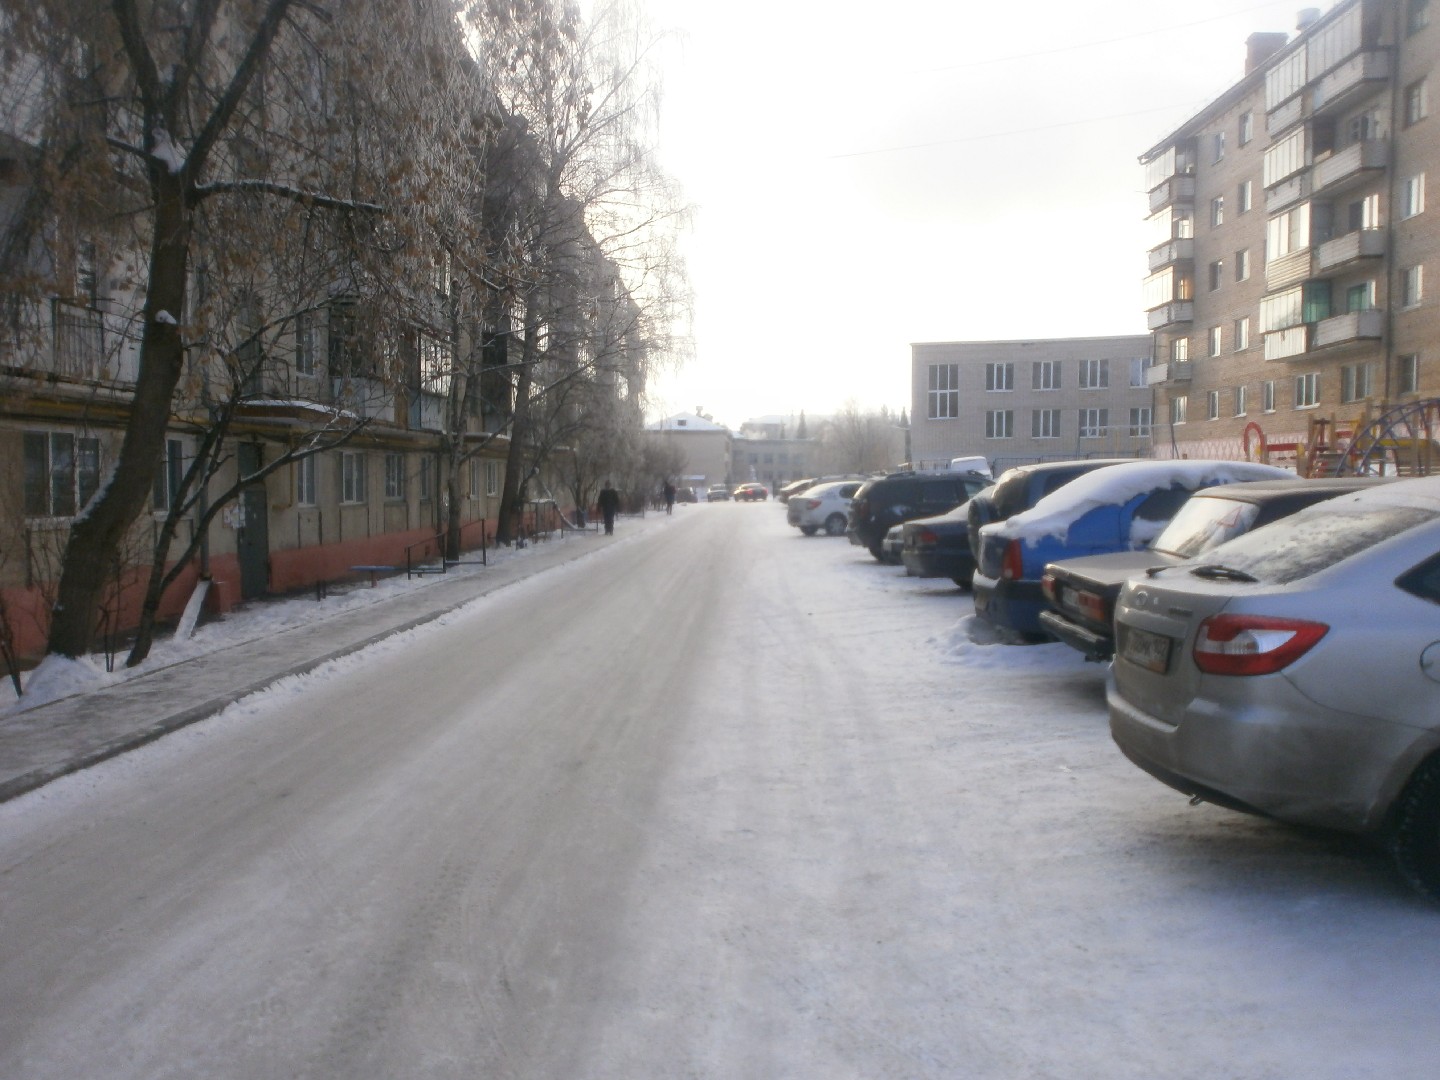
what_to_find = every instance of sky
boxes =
[640,0,1330,429]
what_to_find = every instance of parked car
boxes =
[971,459,1291,639]
[881,524,905,565]
[733,482,769,501]
[675,486,699,504]
[899,482,996,587]
[787,480,862,536]
[778,474,866,503]
[1106,476,1440,902]
[706,484,732,502]
[848,469,991,561]
[1040,477,1385,660]
[967,459,1135,562]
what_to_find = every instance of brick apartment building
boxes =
[1142,0,1439,466]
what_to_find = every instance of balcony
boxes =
[1313,308,1384,349]
[1316,228,1386,273]
[1148,174,1195,215]
[1312,138,1388,197]
[1264,325,1310,361]
[1265,171,1311,213]
[1146,301,1194,331]
[1265,248,1313,292]
[49,299,106,380]
[1147,237,1194,274]
[1145,360,1193,386]
[1266,95,1304,135]
[1311,52,1391,118]
[331,376,399,422]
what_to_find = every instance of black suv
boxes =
[847,470,990,560]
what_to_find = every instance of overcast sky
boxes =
[638,0,1327,429]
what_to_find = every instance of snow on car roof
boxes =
[996,459,1292,542]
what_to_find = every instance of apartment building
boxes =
[910,336,1154,473]
[1142,0,1439,465]
[646,412,733,495]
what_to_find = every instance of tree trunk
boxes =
[495,328,536,546]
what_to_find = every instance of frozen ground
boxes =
[1,502,1438,1079]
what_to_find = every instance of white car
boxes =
[787,480,861,536]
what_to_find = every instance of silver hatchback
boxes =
[1107,476,1440,900]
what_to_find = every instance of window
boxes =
[1266,203,1311,258]
[928,363,959,419]
[1238,179,1253,214]
[985,362,1014,392]
[1235,249,1250,282]
[420,333,453,396]
[1346,281,1376,312]
[1171,337,1189,362]
[1079,408,1109,439]
[1341,363,1375,402]
[1209,260,1224,291]
[1410,0,1430,34]
[1348,193,1381,231]
[295,311,316,377]
[296,454,317,506]
[1406,79,1429,126]
[340,451,367,503]
[469,459,482,499]
[1234,317,1251,351]
[985,410,1013,439]
[1129,407,1152,438]
[1206,390,1220,420]
[418,457,432,500]
[1032,408,1061,439]
[1208,326,1223,356]
[1234,386,1248,417]
[1264,127,1307,187]
[1239,111,1254,145]
[1079,358,1109,389]
[1402,265,1425,308]
[1263,379,1276,413]
[24,431,100,518]
[1350,108,1380,144]
[1171,396,1188,425]
[1032,360,1061,390]
[485,459,502,497]
[1211,195,1225,227]
[152,438,184,512]
[1403,174,1426,218]
[1129,357,1151,387]
[1212,131,1226,163]
[1294,372,1321,408]
[384,453,406,500]
[1400,354,1420,394]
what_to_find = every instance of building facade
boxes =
[731,417,815,493]
[910,336,1154,473]
[1141,0,1439,467]
[645,412,733,495]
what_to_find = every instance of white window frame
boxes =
[1208,326,1223,357]
[1234,317,1251,351]
[1234,385,1248,417]
[1400,353,1421,395]
[485,459,502,497]
[1294,372,1321,409]
[1206,390,1220,420]
[1402,265,1425,308]
[296,453,317,506]
[1032,360,1061,391]
[1129,406,1153,438]
[1078,358,1109,389]
[985,410,1014,439]
[25,430,101,519]
[1263,379,1277,413]
[340,451,367,504]
[1170,396,1188,425]
[1403,174,1427,218]
[928,363,959,419]
[384,452,406,500]
[985,362,1014,392]
[1079,408,1109,440]
[1032,408,1061,439]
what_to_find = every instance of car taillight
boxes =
[1041,572,1057,602]
[915,527,938,547]
[805,498,822,509]
[1192,614,1329,676]
[1001,538,1025,581]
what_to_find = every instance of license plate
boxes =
[1119,624,1172,673]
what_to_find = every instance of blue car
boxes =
[971,459,1291,639]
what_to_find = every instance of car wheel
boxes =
[824,514,846,537]
[951,570,975,589]
[1390,756,1440,901]
[799,525,818,536]
[868,541,885,561]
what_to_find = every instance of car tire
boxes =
[799,525,818,536]
[951,570,975,589]
[1390,755,1440,901]
[824,514,846,537]
[868,541,885,561]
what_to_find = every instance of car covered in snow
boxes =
[787,480,862,535]
[966,459,1136,562]
[971,459,1291,639]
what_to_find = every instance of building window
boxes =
[151,437,185,512]
[1403,174,1426,218]
[295,311,316,377]
[1410,0,1430,34]
[469,459,482,499]
[418,456,432,500]
[1208,326,1223,356]
[1341,363,1375,403]
[1206,390,1220,420]
[1402,265,1425,308]
[985,410,1013,439]
[384,453,406,500]
[1346,281,1376,312]
[1405,79,1429,126]
[1212,131,1226,163]
[1400,354,1420,394]
[1209,260,1224,291]
[1234,386,1248,417]
[1238,179,1253,214]
[1171,337,1189,362]
[294,454,316,506]
[1129,357,1151,387]
[1211,195,1225,227]
[1079,358,1109,389]
[485,459,502,497]
[1294,372,1320,409]
[1239,111,1254,145]
[985,362,1014,392]
[928,363,959,419]
[1235,249,1250,281]
[1032,408,1061,439]
[1129,407,1153,438]
[340,451,367,503]
[1170,396,1188,425]
[1032,359,1061,390]
[1079,408,1109,439]
[1263,379,1276,413]
[1234,317,1251,351]
[24,431,101,518]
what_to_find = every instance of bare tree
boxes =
[817,402,906,475]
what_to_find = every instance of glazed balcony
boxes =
[1147,237,1195,274]
[1266,249,1313,292]
[1146,301,1194,331]
[1148,174,1195,215]
[1145,360,1193,386]
[1264,325,1310,361]
[1313,308,1384,349]
[1311,51,1391,118]
[1312,138,1388,197]
[1266,172,1311,213]
[1316,228,1385,273]
[1266,95,1304,135]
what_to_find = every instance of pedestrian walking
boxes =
[598,481,620,535]
[663,480,676,515]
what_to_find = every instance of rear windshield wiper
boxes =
[1188,563,1258,583]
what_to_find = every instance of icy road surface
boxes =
[2,503,1440,1079]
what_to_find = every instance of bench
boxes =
[349,564,399,587]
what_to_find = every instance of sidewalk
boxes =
[0,517,661,803]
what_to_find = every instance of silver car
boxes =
[787,480,860,536]
[1107,476,1440,900]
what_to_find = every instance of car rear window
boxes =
[1152,496,1260,558]
[1190,504,1440,583]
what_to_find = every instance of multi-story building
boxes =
[1142,0,1438,466]
[645,412,733,495]
[732,416,815,492]
[910,336,1154,473]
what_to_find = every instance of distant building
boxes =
[731,429,816,492]
[910,336,1154,473]
[645,411,733,494]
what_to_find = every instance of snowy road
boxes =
[2,503,1440,1079]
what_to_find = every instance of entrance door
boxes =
[236,444,270,600]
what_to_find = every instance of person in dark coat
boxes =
[597,482,620,534]
[663,480,676,515]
